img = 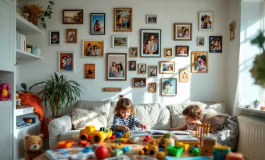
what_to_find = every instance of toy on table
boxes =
[110,148,123,156]
[122,146,130,153]
[94,145,109,159]
[120,138,129,144]
[158,133,174,151]
[167,146,184,157]
[110,144,124,151]
[115,131,123,138]
[79,126,112,144]
[213,145,231,160]
[129,136,139,143]
[24,134,44,160]
[0,82,12,101]
[45,147,94,160]
[115,139,121,143]
[81,146,93,153]
[78,141,90,147]
[139,142,159,155]
[156,151,166,160]
[201,137,216,155]
[58,140,74,149]
[192,147,200,156]
[122,132,131,138]
[176,142,189,152]
[143,135,151,142]
[226,152,244,160]
[110,134,116,139]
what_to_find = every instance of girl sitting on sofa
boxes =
[111,96,147,132]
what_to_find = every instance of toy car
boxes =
[79,126,112,144]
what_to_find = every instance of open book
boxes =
[173,135,199,143]
[130,129,189,137]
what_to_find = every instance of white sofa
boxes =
[48,100,224,148]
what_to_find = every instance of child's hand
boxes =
[117,125,130,132]
[138,123,147,130]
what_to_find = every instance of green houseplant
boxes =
[31,72,81,118]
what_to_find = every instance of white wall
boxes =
[17,0,229,106]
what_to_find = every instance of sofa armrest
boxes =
[48,115,72,149]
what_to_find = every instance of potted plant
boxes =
[31,72,81,122]
[26,44,33,53]
[254,100,260,108]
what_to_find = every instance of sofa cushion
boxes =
[201,113,228,132]
[107,101,117,128]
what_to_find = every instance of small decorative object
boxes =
[31,47,37,55]
[140,29,161,57]
[148,83,156,93]
[179,68,189,82]
[66,29,77,43]
[229,21,236,40]
[148,65,157,77]
[112,36,129,48]
[26,44,32,53]
[197,36,205,46]
[159,61,175,74]
[129,47,138,57]
[138,63,146,74]
[161,78,177,96]
[209,36,222,53]
[146,15,157,24]
[102,88,122,92]
[175,46,189,57]
[22,13,29,20]
[95,146,109,159]
[58,51,75,72]
[106,53,127,81]
[164,48,173,58]
[199,12,213,31]
[36,48,41,56]
[63,9,83,24]
[82,40,104,57]
[24,134,44,160]
[90,13,105,35]
[174,23,192,41]
[84,64,95,79]
[129,61,136,71]
[0,82,12,101]
[132,78,146,88]
[114,8,132,32]
[49,31,60,45]
[191,51,208,73]
[254,100,260,108]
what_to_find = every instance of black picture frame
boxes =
[140,29,161,58]
[90,13,105,35]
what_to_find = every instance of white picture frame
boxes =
[198,12,213,31]
[112,36,129,48]
[146,15,157,24]
[49,30,60,46]
[58,51,75,72]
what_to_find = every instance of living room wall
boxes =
[17,0,230,106]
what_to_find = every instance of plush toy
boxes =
[24,134,44,160]
[0,83,12,101]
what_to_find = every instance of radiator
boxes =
[237,116,265,160]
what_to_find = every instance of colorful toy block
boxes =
[156,151,166,160]
[226,152,244,160]
[122,132,131,138]
[122,146,130,153]
[213,145,231,160]
[58,140,74,149]
[167,146,184,157]
[193,147,200,156]
[115,132,123,138]
[120,138,129,144]
[176,142,189,152]
[110,148,123,157]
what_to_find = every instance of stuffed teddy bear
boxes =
[24,134,44,160]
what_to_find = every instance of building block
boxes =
[226,152,244,160]
[58,140,74,149]
[213,145,231,160]
[110,148,123,156]
[156,151,166,160]
[122,146,130,153]
[167,146,184,157]
[120,138,129,144]
[193,147,200,156]
[115,132,123,138]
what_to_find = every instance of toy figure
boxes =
[0,83,12,101]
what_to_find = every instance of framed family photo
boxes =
[112,36,129,48]
[179,68,189,82]
[148,82,157,93]
[138,63,146,74]
[63,9,83,24]
[161,78,177,96]
[132,78,146,88]
[82,40,104,57]
[197,36,205,46]
[146,15,157,24]
[66,29,77,43]
[209,36,222,53]
[164,48,173,58]
[84,64,95,79]
[176,46,189,57]
[114,8,132,32]
[49,30,60,45]
[148,65,157,77]
[140,29,161,58]
[174,23,192,41]
[106,53,127,81]
[90,13,105,35]
[58,51,74,72]
[129,47,138,57]
[129,61,136,71]
[199,12,212,31]
[191,51,208,73]
[159,61,175,74]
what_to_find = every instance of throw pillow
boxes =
[201,113,228,133]
[71,108,107,130]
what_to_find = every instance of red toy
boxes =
[78,140,90,147]
[94,145,109,159]
[143,135,151,142]
[0,83,12,101]
[110,134,116,140]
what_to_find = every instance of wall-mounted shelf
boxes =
[16,50,43,59]
[15,107,34,116]
[16,13,44,34]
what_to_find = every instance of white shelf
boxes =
[16,13,44,34]
[240,107,265,114]
[15,107,34,116]
[16,49,42,59]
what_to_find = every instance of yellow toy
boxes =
[201,137,216,155]
[120,138,129,144]
[156,151,166,160]
[122,132,131,138]
[176,142,190,152]
[140,143,159,155]
[79,126,112,144]
[109,144,124,151]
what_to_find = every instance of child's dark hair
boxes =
[182,105,202,119]
[114,97,135,116]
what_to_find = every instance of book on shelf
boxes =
[16,32,26,51]
[130,129,189,137]
[45,147,94,160]
[173,135,199,143]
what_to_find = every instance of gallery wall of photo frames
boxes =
[50,8,236,97]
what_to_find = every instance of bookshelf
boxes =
[16,49,43,59]
[15,107,34,116]
[16,13,44,34]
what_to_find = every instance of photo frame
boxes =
[63,9,83,24]
[81,40,104,57]
[90,13,105,35]
[148,65,157,77]
[84,64,95,79]
[229,21,236,40]
[58,51,74,72]
[159,61,175,74]
[209,36,222,53]
[49,30,60,45]
[132,78,146,88]
[106,53,127,81]
[138,63,146,74]
[199,12,212,31]
[129,47,138,57]
[66,29,77,43]
[161,78,177,96]
[114,8,132,32]
[146,15,157,24]
[175,46,189,57]
[112,36,129,48]
[148,82,157,93]
[179,68,189,82]
[140,29,161,58]
[164,48,173,58]
[191,51,208,73]
[129,61,136,71]
[197,36,205,47]
[174,23,192,41]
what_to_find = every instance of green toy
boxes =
[192,147,200,156]
[167,146,184,157]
